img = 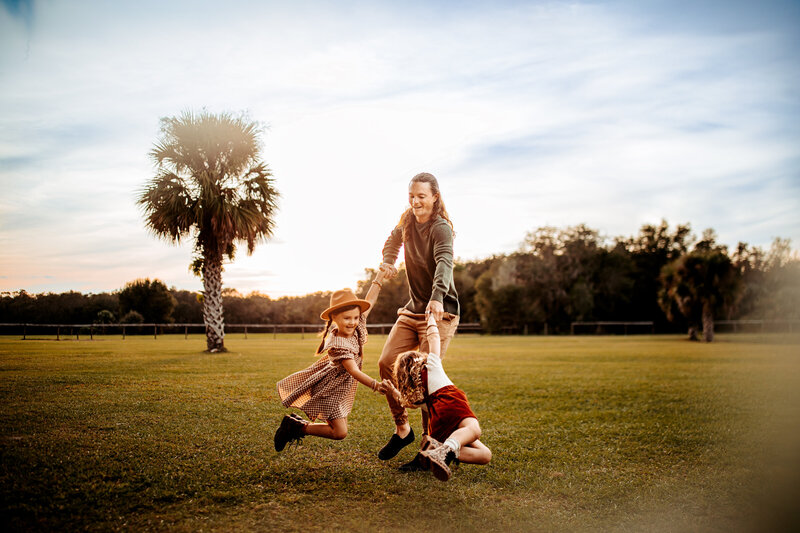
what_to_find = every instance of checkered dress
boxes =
[276,315,368,422]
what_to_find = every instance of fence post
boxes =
[90,326,93,340]
[245,326,248,340]
[22,324,26,340]
[154,325,158,339]
[122,325,126,340]
[185,325,188,340]
[301,326,304,340]
[273,325,277,339]
[57,326,60,341]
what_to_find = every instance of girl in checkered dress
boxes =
[274,270,394,451]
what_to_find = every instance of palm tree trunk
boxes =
[202,256,226,352]
[701,301,714,342]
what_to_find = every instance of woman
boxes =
[377,172,460,471]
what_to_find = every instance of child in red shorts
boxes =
[388,313,491,481]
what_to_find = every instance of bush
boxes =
[120,310,144,324]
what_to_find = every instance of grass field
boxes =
[1,333,799,532]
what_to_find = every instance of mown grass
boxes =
[1,333,799,532]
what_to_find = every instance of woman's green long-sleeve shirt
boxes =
[381,215,460,316]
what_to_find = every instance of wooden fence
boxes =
[571,319,799,335]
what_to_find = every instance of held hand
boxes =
[376,379,393,394]
[379,263,398,280]
[380,380,401,402]
[426,299,444,322]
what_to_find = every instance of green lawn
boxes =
[1,333,799,532]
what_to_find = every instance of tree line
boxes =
[460,222,798,340]
[2,221,797,340]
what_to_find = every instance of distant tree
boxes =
[118,279,176,323]
[33,291,86,323]
[94,309,116,334]
[659,245,741,342]
[453,258,498,325]
[622,220,692,331]
[120,310,145,324]
[223,289,279,324]
[659,259,703,340]
[84,293,120,323]
[760,239,800,321]
[731,241,766,319]
[591,242,636,320]
[514,225,618,333]
[735,238,800,321]
[515,227,570,333]
[474,257,527,333]
[280,292,331,324]
[95,310,116,324]
[138,111,279,352]
[170,290,204,323]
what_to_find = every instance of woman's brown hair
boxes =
[396,172,454,243]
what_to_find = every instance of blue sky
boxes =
[1,0,799,296]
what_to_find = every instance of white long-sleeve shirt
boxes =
[426,350,453,395]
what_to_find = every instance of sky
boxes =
[1,0,799,297]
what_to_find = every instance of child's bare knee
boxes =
[469,419,482,440]
[482,448,492,464]
[330,424,347,440]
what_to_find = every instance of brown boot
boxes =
[420,443,452,481]
[399,435,442,472]
[415,435,443,470]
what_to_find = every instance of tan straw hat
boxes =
[320,288,371,320]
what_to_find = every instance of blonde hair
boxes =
[396,172,455,243]
[392,350,428,407]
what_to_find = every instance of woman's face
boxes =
[332,307,360,337]
[408,181,438,223]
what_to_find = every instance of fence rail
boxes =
[714,319,799,333]
[0,321,483,340]
[570,321,655,335]
[571,319,799,335]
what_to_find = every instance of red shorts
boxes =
[426,385,477,442]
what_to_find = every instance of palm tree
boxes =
[138,111,279,352]
[659,249,740,342]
